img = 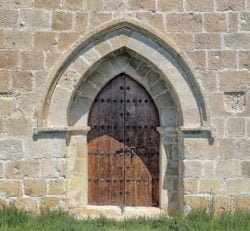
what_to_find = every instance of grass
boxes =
[0,207,249,231]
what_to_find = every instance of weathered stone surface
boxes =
[186,0,214,11]
[228,12,239,32]
[136,13,164,32]
[0,97,16,117]
[226,118,246,137]
[13,198,38,212]
[216,0,245,11]
[21,51,44,70]
[224,34,250,49]
[0,181,22,197]
[202,161,215,177]
[241,161,250,177]
[0,51,18,69]
[34,32,58,51]
[239,51,250,69]
[21,9,50,30]
[75,13,88,33]
[240,12,250,31]
[158,0,183,11]
[64,0,83,10]
[5,31,33,49]
[6,160,39,178]
[34,0,61,9]
[5,117,32,137]
[166,33,193,49]
[186,51,206,70]
[103,0,125,11]
[226,179,250,194]
[234,196,250,209]
[204,13,227,32]
[52,11,73,30]
[214,196,232,213]
[13,71,33,92]
[40,160,66,178]
[89,13,112,28]
[0,9,19,28]
[45,52,61,69]
[216,160,241,177]
[0,30,3,48]
[58,33,79,51]
[218,71,248,92]
[184,161,202,177]
[0,71,10,93]
[183,178,198,193]
[167,13,202,32]
[185,196,209,209]
[0,198,8,209]
[0,162,4,178]
[128,0,155,10]
[208,51,236,69]
[48,179,65,195]
[195,33,221,49]
[40,197,65,210]
[0,140,23,160]
[199,179,223,194]
[86,0,103,11]
[24,180,46,196]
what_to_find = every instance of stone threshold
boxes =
[70,205,167,220]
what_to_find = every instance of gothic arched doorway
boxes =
[87,73,160,207]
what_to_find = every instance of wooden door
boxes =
[87,73,160,207]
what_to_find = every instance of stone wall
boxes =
[0,0,249,214]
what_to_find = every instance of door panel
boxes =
[88,73,160,207]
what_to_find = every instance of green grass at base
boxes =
[0,208,249,231]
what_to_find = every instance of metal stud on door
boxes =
[87,74,160,207]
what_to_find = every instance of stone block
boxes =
[48,179,65,195]
[226,179,250,194]
[45,52,61,69]
[0,198,8,210]
[40,160,66,178]
[234,196,250,209]
[5,117,32,137]
[235,139,250,160]
[158,0,183,11]
[103,0,125,11]
[0,51,18,69]
[184,160,202,177]
[166,33,193,49]
[167,13,202,32]
[208,51,236,69]
[34,32,58,51]
[186,51,206,70]
[240,12,250,31]
[63,0,83,10]
[0,30,3,48]
[198,71,217,92]
[185,196,209,209]
[226,118,245,137]
[202,161,215,177]
[195,33,221,49]
[0,140,23,160]
[52,11,73,30]
[128,0,155,10]
[5,31,33,49]
[40,197,65,210]
[239,51,250,69]
[216,0,245,11]
[13,198,38,212]
[216,160,241,177]
[0,9,19,28]
[186,0,214,11]
[21,9,50,30]
[58,33,79,51]
[199,179,223,194]
[204,13,227,32]
[75,13,88,33]
[0,97,16,117]
[216,138,235,159]
[21,51,44,70]
[183,178,198,193]
[34,0,61,9]
[224,92,246,114]
[214,196,232,213]
[136,13,164,32]
[24,179,46,196]
[0,71,10,93]
[224,34,250,49]
[241,161,250,177]
[13,71,33,92]
[89,13,112,28]
[86,0,103,10]
[6,160,39,178]
[0,181,22,196]
[218,71,248,92]
[228,12,239,32]
[27,136,66,159]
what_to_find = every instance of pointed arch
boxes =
[36,17,211,131]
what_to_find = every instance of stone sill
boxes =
[70,205,167,220]
[33,126,91,135]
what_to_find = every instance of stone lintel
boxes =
[33,126,91,135]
